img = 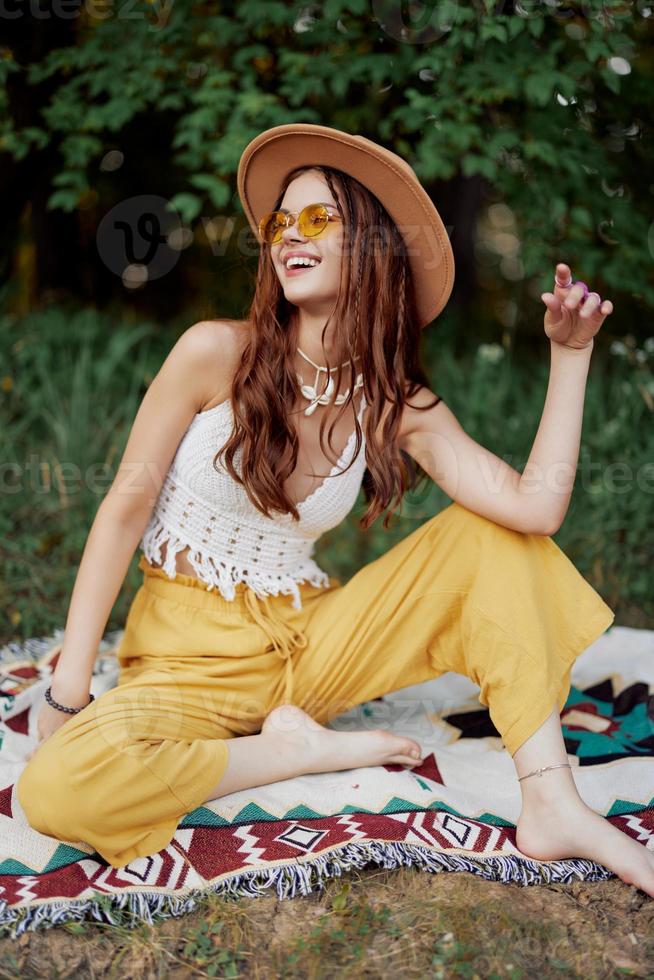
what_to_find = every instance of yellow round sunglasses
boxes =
[258,202,342,245]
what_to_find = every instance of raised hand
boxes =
[541,263,613,350]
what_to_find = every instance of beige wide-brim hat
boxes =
[236,123,455,329]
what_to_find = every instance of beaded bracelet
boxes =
[44,685,95,715]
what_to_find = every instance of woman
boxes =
[17,124,652,896]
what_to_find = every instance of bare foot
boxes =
[517,797,654,898]
[262,704,424,771]
[262,704,326,735]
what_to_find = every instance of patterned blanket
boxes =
[1,624,652,937]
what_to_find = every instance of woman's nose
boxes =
[281,215,307,244]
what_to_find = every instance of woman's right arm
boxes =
[47,319,240,711]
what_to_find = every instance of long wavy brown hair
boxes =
[215,164,441,531]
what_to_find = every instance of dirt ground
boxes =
[1,865,652,979]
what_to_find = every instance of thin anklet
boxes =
[517,763,572,782]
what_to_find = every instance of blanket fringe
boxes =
[0,840,615,938]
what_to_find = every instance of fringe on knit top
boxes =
[140,390,369,610]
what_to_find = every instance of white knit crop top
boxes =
[140,391,368,609]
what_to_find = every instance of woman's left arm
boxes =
[519,262,614,532]
[397,263,614,535]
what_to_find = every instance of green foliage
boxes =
[0,307,168,641]
[2,0,652,312]
[181,919,248,977]
[2,305,651,644]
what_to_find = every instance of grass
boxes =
[1,868,652,978]
[2,304,653,645]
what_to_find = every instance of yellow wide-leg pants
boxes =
[17,502,615,868]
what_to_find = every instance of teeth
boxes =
[286,257,320,268]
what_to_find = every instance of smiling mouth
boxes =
[284,262,321,275]
[286,265,318,276]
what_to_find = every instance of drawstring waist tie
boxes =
[242,588,308,705]
[138,556,309,705]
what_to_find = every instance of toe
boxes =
[398,737,423,760]
[387,752,423,767]
[387,735,423,765]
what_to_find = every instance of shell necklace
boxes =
[296,347,363,417]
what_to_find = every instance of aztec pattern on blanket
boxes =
[1,624,653,937]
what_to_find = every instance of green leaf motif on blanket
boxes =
[0,843,90,875]
[474,812,515,828]
[44,844,92,871]
[182,798,515,829]
[379,798,514,828]
[179,806,231,827]
[563,686,653,759]
[233,803,281,824]
[606,796,654,818]
[182,803,328,827]
[382,796,451,815]
[283,805,324,821]
[0,859,39,874]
